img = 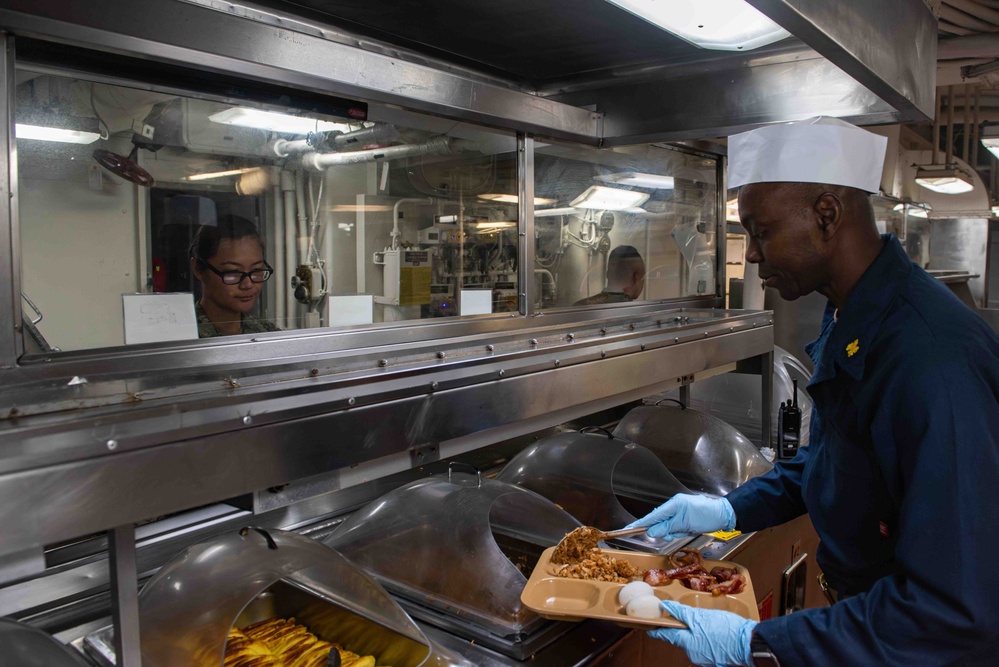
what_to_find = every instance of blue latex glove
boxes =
[625,494,736,540]
[650,599,756,667]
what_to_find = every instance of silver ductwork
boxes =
[300,135,476,170]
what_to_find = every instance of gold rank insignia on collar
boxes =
[846,339,860,358]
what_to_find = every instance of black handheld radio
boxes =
[777,378,802,460]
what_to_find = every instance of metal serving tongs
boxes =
[600,526,651,540]
[553,525,649,556]
[327,648,341,667]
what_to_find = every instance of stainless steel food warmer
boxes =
[613,403,774,496]
[323,468,582,660]
[85,527,470,667]
[494,429,694,553]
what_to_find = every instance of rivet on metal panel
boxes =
[498,369,506,378]
[486,344,495,351]
[675,337,680,343]
[554,360,560,367]
[629,324,635,330]
[657,320,662,327]
[348,397,356,406]
[641,344,646,351]
[600,351,607,358]
[600,328,607,335]
[567,333,574,341]
[753,322,758,327]
[378,359,388,367]
[431,382,440,391]
[530,339,538,346]
[770,319,774,324]
[242,415,252,425]
[310,368,319,376]
[437,351,446,359]
[730,327,735,332]
[106,439,118,451]
[704,332,709,337]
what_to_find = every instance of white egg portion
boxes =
[625,594,662,619]
[618,580,655,607]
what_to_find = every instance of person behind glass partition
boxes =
[189,214,280,337]
[573,245,646,306]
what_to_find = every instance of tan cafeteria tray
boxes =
[520,546,759,629]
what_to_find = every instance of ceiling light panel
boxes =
[595,172,675,189]
[570,185,650,210]
[209,107,354,135]
[15,123,101,145]
[604,0,791,51]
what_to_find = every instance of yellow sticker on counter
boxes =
[707,530,742,541]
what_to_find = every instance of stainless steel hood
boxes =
[0,0,936,144]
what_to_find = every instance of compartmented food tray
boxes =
[520,547,759,629]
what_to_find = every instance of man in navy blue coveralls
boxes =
[629,121,999,666]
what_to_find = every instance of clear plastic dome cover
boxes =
[323,471,581,638]
[495,430,695,552]
[138,527,466,667]
[613,404,773,495]
[0,618,90,667]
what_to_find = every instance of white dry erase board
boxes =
[122,293,198,344]
[459,289,493,316]
[327,294,374,327]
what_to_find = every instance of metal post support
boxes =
[760,349,774,448]
[678,383,691,408]
[715,155,728,306]
[0,35,19,368]
[109,525,142,667]
[517,134,536,316]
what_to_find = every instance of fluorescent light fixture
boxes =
[15,123,100,144]
[892,203,930,219]
[209,107,354,135]
[983,137,999,160]
[605,0,791,51]
[595,172,675,189]
[534,207,582,218]
[470,221,516,234]
[478,193,557,206]
[570,185,649,210]
[329,204,394,213]
[186,167,260,181]
[915,167,974,195]
[980,125,999,159]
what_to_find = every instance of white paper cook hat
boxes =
[728,117,887,193]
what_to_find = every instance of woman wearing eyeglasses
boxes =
[189,215,280,337]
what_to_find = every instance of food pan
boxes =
[520,547,758,629]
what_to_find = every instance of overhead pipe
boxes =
[944,0,999,28]
[938,34,999,59]
[295,170,309,263]
[947,84,955,166]
[972,85,982,170]
[940,4,996,32]
[281,169,297,327]
[330,124,402,151]
[963,83,972,161]
[933,88,942,165]
[270,125,404,158]
[272,183,286,325]
[300,136,477,171]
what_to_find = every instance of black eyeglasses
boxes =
[198,259,273,285]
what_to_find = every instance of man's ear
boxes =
[813,192,843,239]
